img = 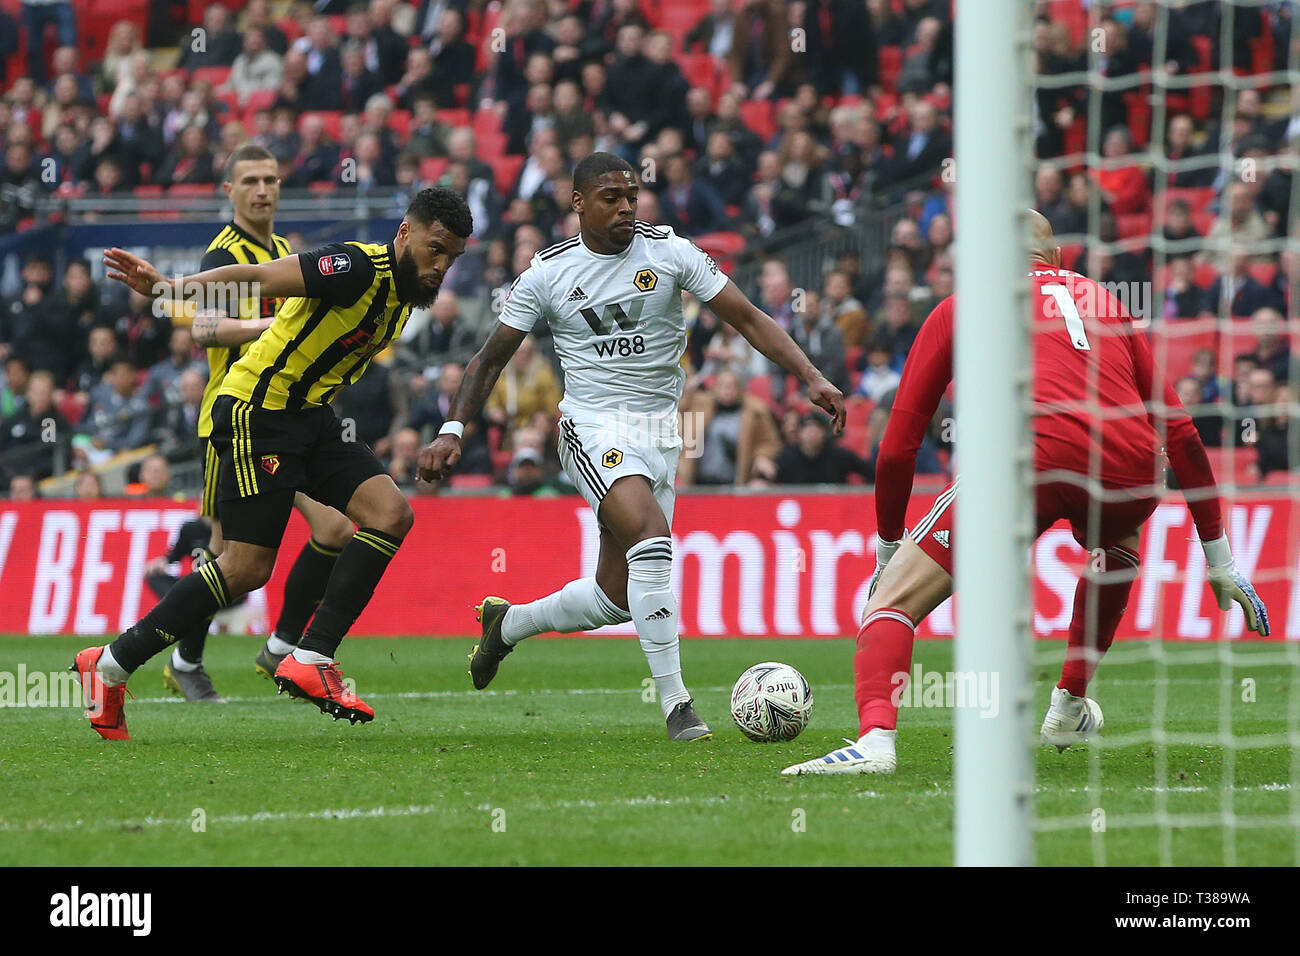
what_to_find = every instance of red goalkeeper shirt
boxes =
[874,265,1223,542]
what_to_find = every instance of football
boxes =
[730,662,814,742]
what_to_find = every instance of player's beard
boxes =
[394,246,441,308]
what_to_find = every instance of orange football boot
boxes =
[71,646,131,740]
[273,655,374,724]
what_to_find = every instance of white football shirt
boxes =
[498,222,729,446]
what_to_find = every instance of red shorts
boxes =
[912,477,1159,574]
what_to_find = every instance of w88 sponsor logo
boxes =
[593,335,647,358]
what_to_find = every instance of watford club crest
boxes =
[261,455,282,475]
[602,449,624,468]
[633,269,657,292]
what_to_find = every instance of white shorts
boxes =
[556,416,679,527]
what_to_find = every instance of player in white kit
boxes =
[418,153,845,740]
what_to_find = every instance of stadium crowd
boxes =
[0,0,1296,499]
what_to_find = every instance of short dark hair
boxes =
[573,151,635,194]
[405,186,473,238]
[108,352,135,370]
[223,143,277,183]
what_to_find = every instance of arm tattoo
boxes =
[447,326,524,424]
[191,310,223,347]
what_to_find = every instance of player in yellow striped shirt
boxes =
[163,144,354,703]
[74,188,472,738]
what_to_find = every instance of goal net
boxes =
[1019,0,1300,865]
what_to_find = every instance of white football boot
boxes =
[1040,686,1104,751]
[780,728,897,775]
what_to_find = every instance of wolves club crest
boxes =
[261,455,282,475]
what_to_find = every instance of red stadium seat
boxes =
[744,373,785,414]
[1058,244,1083,271]
[453,83,471,108]
[1219,319,1259,366]
[132,185,164,197]
[678,53,720,102]
[1263,470,1296,487]
[215,90,241,114]
[489,154,525,194]
[1149,319,1217,381]
[477,130,508,159]
[436,108,471,129]
[1123,87,1151,149]
[661,6,702,51]
[1154,186,1217,223]
[1115,212,1153,240]
[189,66,232,89]
[1249,11,1274,74]
[1205,447,1259,489]
[298,111,343,141]
[420,157,448,182]
[692,231,745,274]
[1247,262,1278,287]
[473,106,502,137]
[877,46,902,93]
[738,98,775,142]
[277,16,302,44]
[389,109,412,140]
[1048,0,1088,45]
[449,474,494,490]
[168,183,218,197]
[1193,262,1219,289]
[308,181,337,195]
[58,392,87,425]
[242,88,276,116]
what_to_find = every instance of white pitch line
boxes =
[5,783,1291,835]
[118,684,858,706]
[0,790,887,834]
[76,676,1244,707]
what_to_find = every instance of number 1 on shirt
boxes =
[1042,283,1092,351]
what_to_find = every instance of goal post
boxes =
[952,0,1037,866]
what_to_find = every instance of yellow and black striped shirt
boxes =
[197,223,292,437]
[220,241,411,411]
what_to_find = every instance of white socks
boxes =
[626,536,690,716]
[97,646,129,686]
[170,648,200,672]
[292,647,333,665]
[266,634,297,656]
[501,578,630,645]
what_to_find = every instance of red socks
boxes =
[1058,545,1140,697]
[854,608,916,737]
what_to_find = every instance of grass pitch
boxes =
[1,635,1295,866]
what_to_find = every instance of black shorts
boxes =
[209,395,384,548]
[200,438,220,518]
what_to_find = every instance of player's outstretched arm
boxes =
[103,248,307,303]
[705,279,845,433]
[191,312,275,349]
[417,321,528,482]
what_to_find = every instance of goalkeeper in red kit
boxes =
[783,210,1270,775]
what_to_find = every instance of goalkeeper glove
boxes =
[868,537,901,600]
[1202,534,1270,636]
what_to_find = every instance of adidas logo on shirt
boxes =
[566,285,588,302]
[932,529,950,548]
[646,607,672,620]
